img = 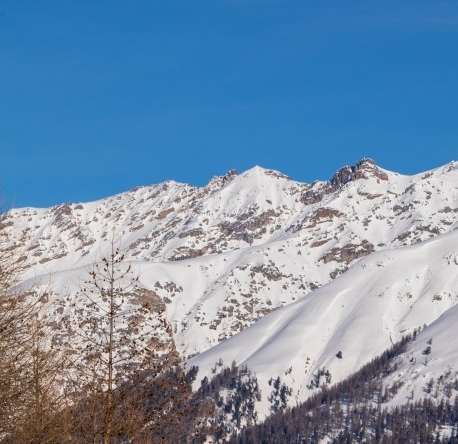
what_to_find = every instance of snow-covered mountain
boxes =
[190,230,458,416]
[7,158,458,416]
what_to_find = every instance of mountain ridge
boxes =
[7,158,458,420]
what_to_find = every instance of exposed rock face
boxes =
[206,169,239,191]
[300,158,388,205]
[322,240,375,264]
[331,158,389,187]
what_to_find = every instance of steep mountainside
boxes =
[7,158,458,418]
[190,230,458,416]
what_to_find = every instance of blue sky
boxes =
[1,1,457,208]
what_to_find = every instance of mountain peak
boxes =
[242,165,292,181]
[331,158,388,188]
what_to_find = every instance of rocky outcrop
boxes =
[206,169,239,191]
[331,158,389,187]
[301,158,388,205]
[322,239,375,264]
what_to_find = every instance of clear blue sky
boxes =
[1,1,457,208]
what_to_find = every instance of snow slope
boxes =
[189,230,458,415]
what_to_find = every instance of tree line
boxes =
[230,334,458,443]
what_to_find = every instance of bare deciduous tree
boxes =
[0,211,71,442]
[9,313,74,443]
[0,210,37,435]
[63,239,199,443]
